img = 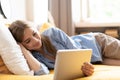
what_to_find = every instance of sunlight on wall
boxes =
[1,0,26,20]
[34,0,48,24]
[0,0,11,19]
[10,0,26,20]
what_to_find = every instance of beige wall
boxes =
[26,0,34,21]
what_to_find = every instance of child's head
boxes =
[9,20,30,42]
[9,20,42,51]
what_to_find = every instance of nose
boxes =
[31,37,38,43]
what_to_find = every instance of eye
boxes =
[25,39,31,44]
[33,32,37,36]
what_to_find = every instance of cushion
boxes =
[0,56,12,74]
[0,23,33,75]
[0,19,12,27]
[39,22,54,33]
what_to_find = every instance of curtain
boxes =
[49,0,74,36]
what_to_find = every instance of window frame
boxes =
[72,0,120,27]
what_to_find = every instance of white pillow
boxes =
[0,23,33,75]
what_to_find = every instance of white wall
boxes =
[33,0,48,24]
[1,0,26,20]
[26,0,48,24]
[1,0,48,24]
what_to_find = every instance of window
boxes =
[72,0,120,26]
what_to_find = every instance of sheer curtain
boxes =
[49,0,74,36]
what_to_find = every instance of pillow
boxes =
[0,23,33,75]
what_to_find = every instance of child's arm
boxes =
[18,43,49,75]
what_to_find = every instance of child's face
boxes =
[21,27,42,51]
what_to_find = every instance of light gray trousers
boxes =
[94,33,120,59]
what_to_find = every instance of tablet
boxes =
[54,49,92,80]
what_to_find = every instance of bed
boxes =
[1,20,120,80]
[1,65,120,80]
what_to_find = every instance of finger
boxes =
[81,65,94,76]
[83,62,94,69]
[82,65,94,72]
[82,68,94,76]
[84,70,93,76]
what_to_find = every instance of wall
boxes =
[1,0,48,24]
[26,0,34,21]
[1,0,26,20]
[26,0,48,24]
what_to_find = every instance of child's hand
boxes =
[81,62,94,76]
[17,43,32,58]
